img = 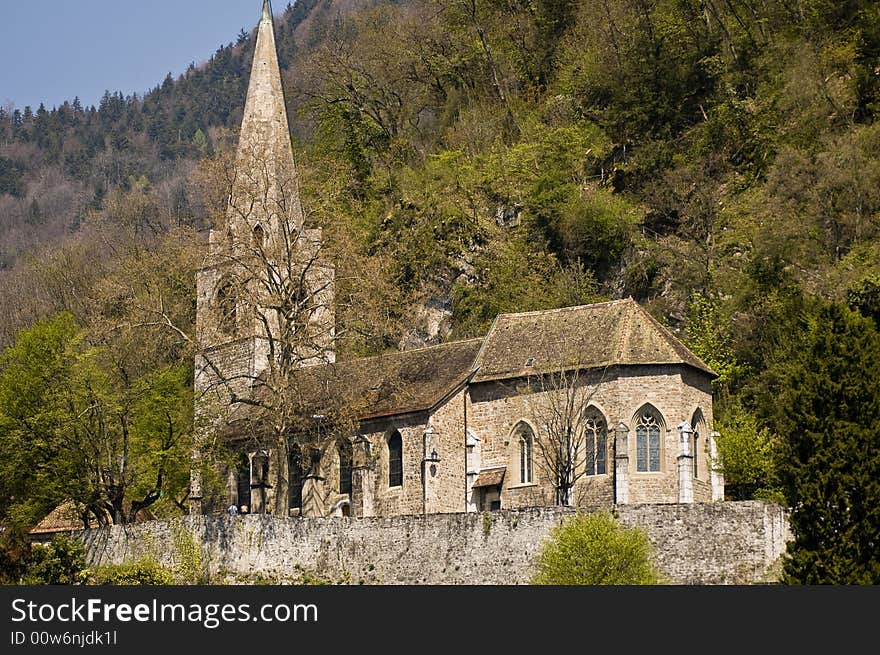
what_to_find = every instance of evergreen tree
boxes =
[0,157,24,197]
[770,303,880,584]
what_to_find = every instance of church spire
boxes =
[229,0,303,233]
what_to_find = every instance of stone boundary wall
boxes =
[78,502,791,585]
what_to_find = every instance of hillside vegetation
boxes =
[1,0,879,583]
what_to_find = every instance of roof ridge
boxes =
[336,337,485,366]
[472,314,501,372]
[613,299,636,364]
[400,336,485,352]
[494,298,631,321]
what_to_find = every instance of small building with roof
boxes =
[28,501,155,544]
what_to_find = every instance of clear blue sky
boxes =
[0,1,280,111]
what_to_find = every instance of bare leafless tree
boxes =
[523,363,610,506]
[189,137,406,515]
[104,131,404,516]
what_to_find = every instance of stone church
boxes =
[190,1,724,520]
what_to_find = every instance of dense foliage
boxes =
[14,534,175,586]
[21,535,89,586]
[89,559,174,586]
[0,312,194,531]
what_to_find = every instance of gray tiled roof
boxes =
[472,298,715,382]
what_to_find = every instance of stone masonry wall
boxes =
[362,414,429,517]
[424,388,469,513]
[79,501,790,585]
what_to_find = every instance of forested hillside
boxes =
[2,1,879,583]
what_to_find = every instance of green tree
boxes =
[767,303,880,584]
[0,313,79,534]
[685,293,745,395]
[532,510,659,585]
[0,156,24,197]
[713,405,781,501]
[58,351,194,523]
[0,313,193,530]
[192,128,209,156]
[848,274,880,325]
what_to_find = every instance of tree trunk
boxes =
[273,429,289,516]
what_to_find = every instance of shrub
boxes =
[170,523,210,584]
[532,511,658,585]
[89,559,173,585]
[23,534,89,585]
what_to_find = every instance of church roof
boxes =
[330,338,484,420]
[295,299,712,419]
[226,338,484,431]
[472,298,716,382]
[224,299,712,430]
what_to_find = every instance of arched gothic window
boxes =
[288,444,304,510]
[584,411,607,476]
[514,422,534,484]
[692,409,707,480]
[338,439,353,495]
[252,224,265,248]
[216,279,238,336]
[635,406,663,472]
[388,431,403,488]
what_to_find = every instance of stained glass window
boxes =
[516,423,534,484]
[585,414,607,476]
[338,439,352,495]
[636,409,662,472]
[288,445,303,509]
[692,410,706,480]
[236,452,251,511]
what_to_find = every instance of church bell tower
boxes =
[190,0,335,514]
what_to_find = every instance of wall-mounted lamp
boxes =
[426,449,441,463]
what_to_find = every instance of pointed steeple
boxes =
[228,0,302,235]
